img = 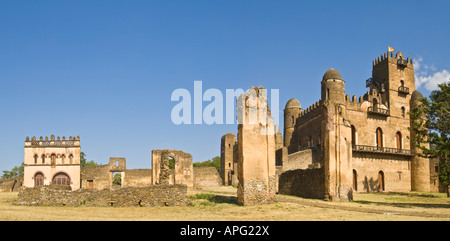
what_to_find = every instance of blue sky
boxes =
[1,0,449,171]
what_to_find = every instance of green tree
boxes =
[1,163,24,180]
[112,173,122,186]
[409,82,450,196]
[80,152,99,167]
[193,156,221,173]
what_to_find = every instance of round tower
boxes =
[283,98,302,150]
[410,90,431,192]
[321,68,345,104]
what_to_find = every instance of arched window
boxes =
[373,98,378,111]
[34,172,44,187]
[69,154,73,164]
[400,80,404,87]
[34,154,38,164]
[61,154,65,164]
[41,154,46,164]
[351,125,357,147]
[376,128,383,150]
[51,154,56,167]
[378,171,385,191]
[52,173,70,186]
[396,132,402,151]
[401,106,405,118]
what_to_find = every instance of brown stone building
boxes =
[222,51,439,201]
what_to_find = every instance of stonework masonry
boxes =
[15,184,189,207]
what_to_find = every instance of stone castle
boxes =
[220,50,442,202]
[1,50,443,206]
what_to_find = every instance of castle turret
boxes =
[321,68,345,104]
[410,90,431,192]
[320,68,353,201]
[284,98,302,152]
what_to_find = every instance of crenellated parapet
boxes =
[372,51,413,67]
[25,135,80,148]
[296,101,321,126]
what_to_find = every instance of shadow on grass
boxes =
[353,200,450,209]
[211,195,237,204]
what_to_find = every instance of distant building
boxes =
[23,135,81,190]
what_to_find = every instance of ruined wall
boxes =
[236,87,276,206]
[278,168,325,199]
[151,149,194,188]
[283,148,320,172]
[15,184,189,207]
[193,167,222,187]
[124,169,152,187]
[0,175,23,192]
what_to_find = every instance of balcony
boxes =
[397,59,408,67]
[353,145,412,156]
[398,86,410,94]
[368,106,390,116]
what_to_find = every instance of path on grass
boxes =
[276,196,450,219]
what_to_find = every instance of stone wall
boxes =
[124,169,152,187]
[278,168,325,199]
[193,167,222,187]
[0,175,23,192]
[15,184,189,207]
[283,148,320,172]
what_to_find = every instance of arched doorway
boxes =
[378,171,385,191]
[376,128,383,151]
[396,132,402,151]
[373,98,378,111]
[353,169,358,191]
[35,172,44,187]
[351,125,357,148]
[52,172,70,186]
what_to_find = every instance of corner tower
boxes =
[369,51,415,118]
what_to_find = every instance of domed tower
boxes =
[410,90,431,192]
[284,98,302,152]
[321,68,345,104]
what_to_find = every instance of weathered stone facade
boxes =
[151,149,194,188]
[279,51,434,200]
[15,184,189,207]
[236,87,277,206]
[23,135,81,191]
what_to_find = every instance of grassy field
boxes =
[0,186,449,221]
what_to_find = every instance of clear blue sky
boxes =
[1,0,449,171]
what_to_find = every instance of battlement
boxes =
[297,101,321,125]
[372,51,413,68]
[25,135,80,147]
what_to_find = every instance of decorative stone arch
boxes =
[151,149,193,188]
[34,172,45,187]
[52,172,71,186]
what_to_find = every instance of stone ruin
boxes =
[236,87,277,206]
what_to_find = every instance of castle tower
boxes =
[320,69,353,201]
[283,98,302,152]
[321,68,346,104]
[410,90,431,192]
[370,51,415,118]
[220,133,237,186]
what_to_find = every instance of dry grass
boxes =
[0,186,449,221]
